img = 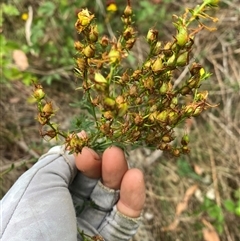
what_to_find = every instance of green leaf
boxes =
[38,2,56,17]
[2,3,20,16]
[208,205,221,219]
[223,199,236,213]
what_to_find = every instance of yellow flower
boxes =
[107,3,117,12]
[21,13,28,21]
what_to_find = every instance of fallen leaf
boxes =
[202,218,220,241]
[12,50,29,71]
[176,184,198,216]
[9,97,20,104]
[184,184,198,200]
[161,218,180,231]
[176,201,188,216]
[203,228,220,241]
[193,164,204,175]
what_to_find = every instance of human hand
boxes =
[1,142,145,241]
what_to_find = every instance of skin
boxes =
[75,146,146,218]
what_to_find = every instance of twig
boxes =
[25,6,33,46]
[17,141,40,159]
[1,159,37,174]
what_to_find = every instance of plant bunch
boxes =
[33,0,219,155]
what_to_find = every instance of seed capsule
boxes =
[147,29,158,43]
[124,5,132,17]
[89,25,98,42]
[100,36,109,47]
[42,102,54,117]
[181,134,190,145]
[151,57,163,73]
[176,51,189,67]
[118,102,128,117]
[83,45,95,58]
[176,26,188,47]
[108,48,121,64]
[33,87,45,101]
[157,110,168,123]
[104,97,116,109]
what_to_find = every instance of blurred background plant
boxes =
[1,0,239,241]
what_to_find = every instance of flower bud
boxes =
[94,73,107,84]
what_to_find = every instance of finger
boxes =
[102,146,128,190]
[75,147,102,179]
[117,168,146,218]
[97,169,145,240]
[77,146,128,229]
[69,147,102,216]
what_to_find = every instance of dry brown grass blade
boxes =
[202,219,220,241]
[176,184,198,216]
